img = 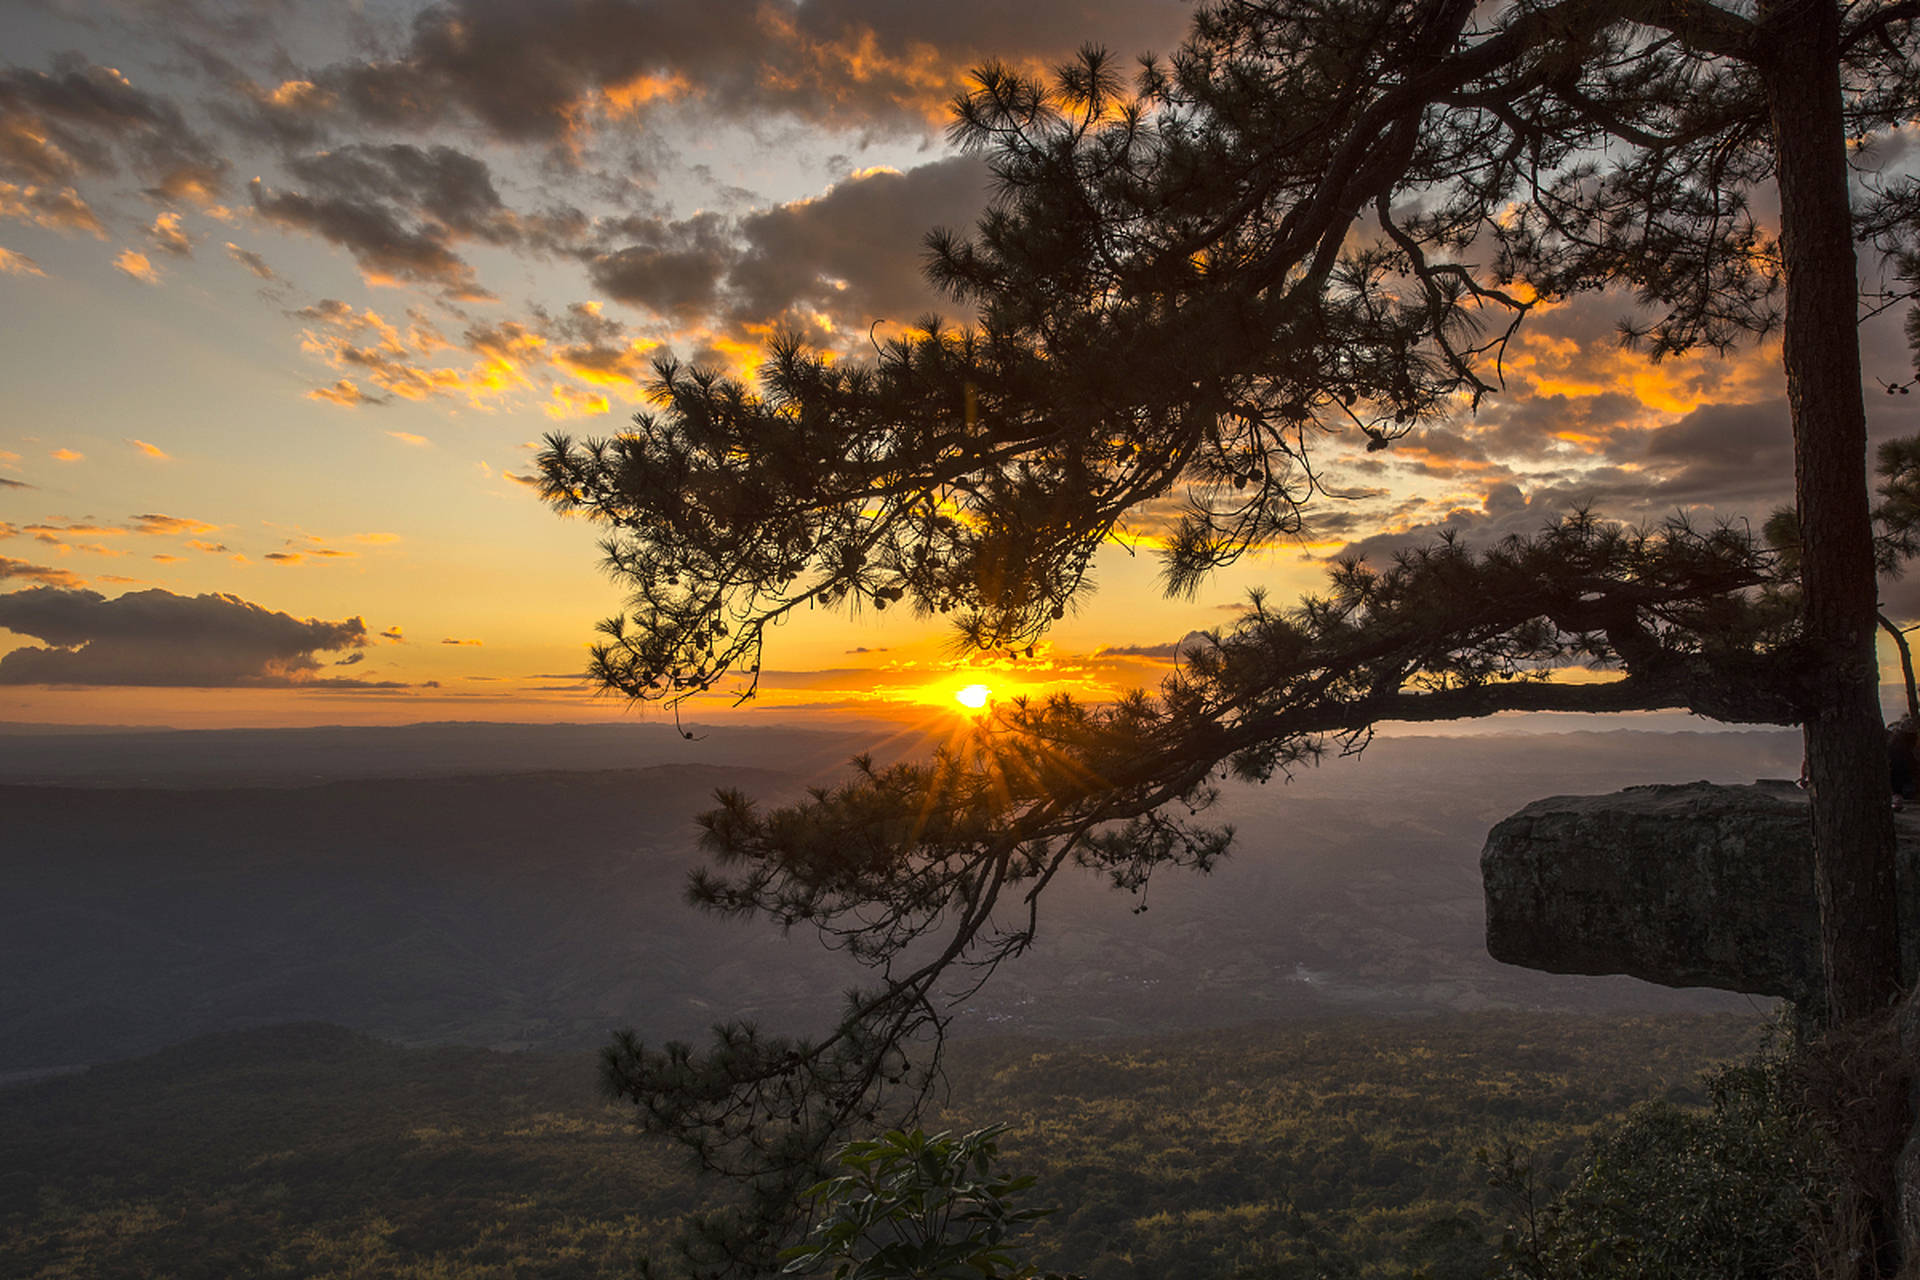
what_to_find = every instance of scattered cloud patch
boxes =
[126,439,170,459]
[225,241,277,279]
[0,58,228,201]
[0,246,43,274]
[148,210,191,256]
[308,378,387,407]
[113,248,159,283]
[0,182,106,236]
[0,558,86,587]
[132,513,215,536]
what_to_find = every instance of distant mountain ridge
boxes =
[0,718,931,788]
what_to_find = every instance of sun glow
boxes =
[954,683,992,710]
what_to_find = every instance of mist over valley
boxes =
[3,721,1794,1077]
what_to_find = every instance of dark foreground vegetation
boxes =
[0,1011,1777,1279]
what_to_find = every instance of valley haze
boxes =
[5,720,1788,1080]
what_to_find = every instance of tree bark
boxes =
[1762,0,1906,1269]
[1763,0,1903,1027]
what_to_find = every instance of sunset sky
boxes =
[5,0,1920,731]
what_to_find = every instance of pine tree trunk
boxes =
[1762,0,1906,1269]
[1763,0,1902,1028]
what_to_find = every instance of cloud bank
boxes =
[0,586,402,687]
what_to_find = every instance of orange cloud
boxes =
[126,439,170,459]
[309,379,385,407]
[131,514,216,536]
[0,246,43,275]
[755,9,969,126]
[441,637,483,646]
[386,431,432,446]
[26,522,123,541]
[600,71,693,115]
[0,183,106,237]
[545,384,610,418]
[148,211,192,257]
[265,79,337,112]
[48,449,83,462]
[0,557,86,587]
[113,249,159,283]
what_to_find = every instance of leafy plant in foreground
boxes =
[781,1126,1077,1280]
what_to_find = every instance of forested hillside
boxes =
[0,1012,1769,1279]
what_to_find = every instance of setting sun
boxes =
[954,683,992,709]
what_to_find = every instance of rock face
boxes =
[1481,780,1920,1001]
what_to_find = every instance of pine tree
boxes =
[544,0,1920,1270]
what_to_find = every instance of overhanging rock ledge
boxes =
[1481,780,1920,1003]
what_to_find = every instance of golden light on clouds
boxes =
[546,385,611,418]
[601,71,692,115]
[0,246,44,275]
[113,249,158,283]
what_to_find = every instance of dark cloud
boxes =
[302,0,1189,144]
[0,586,397,687]
[250,147,495,298]
[0,477,31,490]
[582,158,989,329]
[1465,400,1798,528]
[1097,630,1212,660]
[1635,399,1794,510]
[0,56,228,197]
[1333,483,1557,565]
[286,144,509,240]
[586,211,732,318]
[216,76,339,149]
[729,156,988,327]
[250,142,589,297]
[1327,399,1804,570]
[789,0,1191,65]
